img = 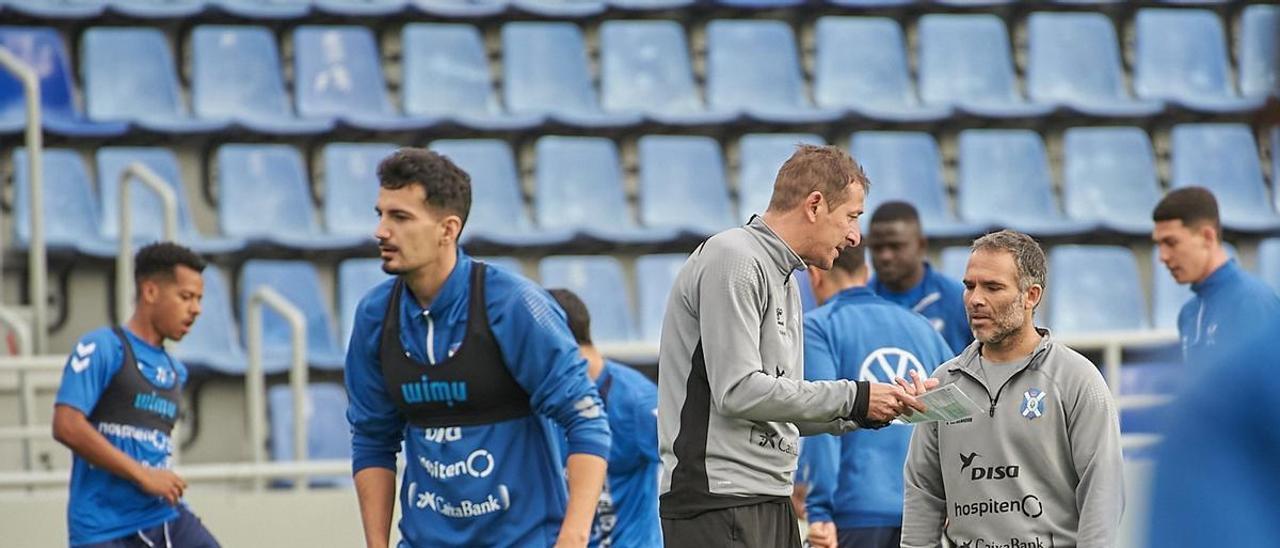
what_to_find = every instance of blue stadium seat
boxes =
[1047,246,1148,334]
[599,21,734,127]
[172,265,247,375]
[103,0,209,18]
[97,147,244,255]
[11,148,113,256]
[267,383,352,486]
[321,142,396,242]
[510,0,604,17]
[940,246,970,282]
[81,28,227,135]
[714,0,801,7]
[502,23,642,129]
[635,254,686,343]
[3,0,105,18]
[0,27,129,137]
[1134,9,1266,114]
[917,15,1055,119]
[957,130,1094,236]
[337,258,390,350]
[217,144,367,251]
[1259,238,1280,294]
[240,260,345,371]
[827,0,916,5]
[1171,124,1280,232]
[737,134,826,222]
[637,136,736,239]
[851,131,982,238]
[293,26,431,132]
[609,0,693,11]
[401,24,541,131]
[411,0,508,17]
[814,17,951,124]
[209,0,310,18]
[313,0,408,16]
[1026,13,1165,118]
[1061,127,1161,235]
[705,20,843,125]
[191,26,333,136]
[540,256,636,343]
[429,139,571,248]
[534,136,676,246]
[1240,5,1279,99]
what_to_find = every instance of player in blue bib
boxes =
[549,289,662,548]
[345,148,610,547]
[53,242,219,547]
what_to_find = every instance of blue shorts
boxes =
[75,505,220,548]
[837,526,900,548]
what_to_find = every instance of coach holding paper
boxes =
[657,144,934,548]
[901,230,1124,548]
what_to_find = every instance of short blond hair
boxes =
[766,144,870,213]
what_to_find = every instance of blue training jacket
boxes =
[869,263,972,355]
[1176,258,1280,368]
[591,361,661,548]
[1148,309,1280,547]
[345,251,611,547]
[55,327,188,546]
[800,287,953,529]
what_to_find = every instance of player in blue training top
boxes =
[53,242,220,548]
[345,148,610,548]
[548,288,662,548]
[867,201,971,356]
[799,242,952,548]
[1151,187,1280,367]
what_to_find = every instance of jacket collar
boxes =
[948,327,1053,376]
[402,248,472,318]
[746,215,807,277]
[1191,258,1241,296]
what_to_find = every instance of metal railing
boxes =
[0,48,47,354]
[245,287,310,491]
[0,354,61,473]
[115,163,181,324]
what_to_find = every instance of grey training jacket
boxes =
[902,330,1125,548]
[658,216,862,519]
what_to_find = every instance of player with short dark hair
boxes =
[867,201,971,355]
[52,242,219,547]
[549,288,662,548]
[346,148,610,547]
[1151,186,1280,365]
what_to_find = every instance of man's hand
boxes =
[808,521,837,548]
[137,468,186,506]
[896,369,939,398]
[791,482,808,521]
[865,383,927,423]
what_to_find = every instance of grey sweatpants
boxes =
[661,498,802,548]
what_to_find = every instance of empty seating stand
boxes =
[851,131,980,238]
[1170,124,1280,232]
[239,260,345,371]
[814,17,952,124]
[1134,9,1266,114]
[1046,246,1149,334]
[705,20,842,125]
[1026,13,1164,118]
[1061,128,1161,235]
[539,256,636,343]
[0,26,128,137]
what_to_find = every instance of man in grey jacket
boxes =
[659,144,934,548]
[902,230,1124,548]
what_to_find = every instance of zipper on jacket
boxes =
[424,311,436,365]
[956,346,1050,418]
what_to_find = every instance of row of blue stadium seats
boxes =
[168,255,685,374]
[12,124,1279,258]
[0,0,1250,21]
[173,239,1280,378]
[2,8,1275,137]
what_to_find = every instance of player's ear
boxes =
[1024,283,1043,311]
[439,214,463,246]
[805,191,824,222]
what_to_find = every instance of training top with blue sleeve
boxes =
[801,287,952,529]
[54,327,189,546]
[345,250,611,547]
[1177,258,1280,368]
[591,360,661,548]
[870,263,972,356]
